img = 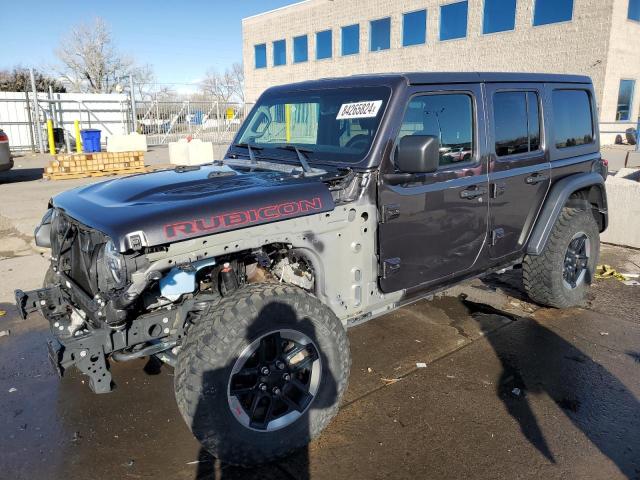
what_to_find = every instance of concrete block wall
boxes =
[242,0,640,145]
[243,0,616,103]
[601,169,640,248]
[599,0,640,145]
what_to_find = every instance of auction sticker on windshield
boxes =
[336,100,383,120]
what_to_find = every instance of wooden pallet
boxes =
[43,151,147,180]
[43,167,148,181]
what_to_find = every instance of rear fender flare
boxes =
[527,172,607,256]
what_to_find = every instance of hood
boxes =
[52,165,335,251]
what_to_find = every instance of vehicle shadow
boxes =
[464,297,640,478]
[479,268,532,303]
[190,301,337,480]
[0,167,44,184]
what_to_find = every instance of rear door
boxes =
[486,84,550,259]
[377,84,489,293]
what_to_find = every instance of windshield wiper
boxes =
[276,145,314,174]
[233,143,263,165]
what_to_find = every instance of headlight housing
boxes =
[104,239,125,284]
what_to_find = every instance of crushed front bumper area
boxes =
[15,285,114,393]
[14,281,183,394]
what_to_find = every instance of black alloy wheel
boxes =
[228,329,322,431]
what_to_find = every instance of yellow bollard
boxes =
[47,119,56,155]
[74,120,82,153]
[285,104,291,143]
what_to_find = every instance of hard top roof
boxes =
[265,72,592,92]
[402,71,591,84]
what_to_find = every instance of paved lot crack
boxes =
[0,213,41,259]
[341,314,518,410]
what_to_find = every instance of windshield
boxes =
[234,86,391,164]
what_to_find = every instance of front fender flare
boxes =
[526,172,607,256]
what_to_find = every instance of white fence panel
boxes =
[0,92,130,151]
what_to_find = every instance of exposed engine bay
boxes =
[15,161,375,394]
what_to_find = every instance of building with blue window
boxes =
[243,0,640,144]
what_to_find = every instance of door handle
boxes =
[525,173,549,185]
[460,186,487,199]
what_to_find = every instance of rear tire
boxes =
[174,283,350,466]
[523,207,599,308]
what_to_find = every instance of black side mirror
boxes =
[396,135,440,173]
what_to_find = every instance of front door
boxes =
[485,84,551,259]
[378,85,489,293]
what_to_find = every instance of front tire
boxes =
[174,283,350,466]
[523,206,600,308]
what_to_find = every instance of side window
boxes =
[397,93,474,167]
[493,91,541,157]
[616,79,635,121]
[552,90,594,149]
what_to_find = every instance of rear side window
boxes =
[397,93,474,167]
[552,90,594,149]
[494,91,541,157]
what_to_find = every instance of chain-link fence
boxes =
[134,96,253,146]
[0,78,253,152]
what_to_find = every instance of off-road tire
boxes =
[523,207,599,308]
[174,283,351,466]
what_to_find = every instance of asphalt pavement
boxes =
[0,153,639,480]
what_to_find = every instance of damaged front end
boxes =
[14,209,227,394]
[14,163,337,394]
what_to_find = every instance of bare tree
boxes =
[226,62,245,103]
[200,62,245,103]
[200,70,232,103]
[131,63,155,99]
[55,17,136,93]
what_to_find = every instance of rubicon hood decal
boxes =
[52,165,335,251]
[165,197,325,239]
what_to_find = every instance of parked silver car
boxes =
[0,129,13,172]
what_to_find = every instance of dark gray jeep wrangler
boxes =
[15,73,608,465]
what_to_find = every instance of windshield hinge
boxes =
[381,204,400,223]
[380,257,401,279]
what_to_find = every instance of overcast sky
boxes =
[0,0,300,85]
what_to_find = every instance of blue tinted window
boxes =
[617,80,636,121]
[370,17,391,51]
[254,44,266,69]
[494,92,541,156]
[440,1,468,40]
[533,0,573,26]
[630,0,640,21]
[342,24,360,55]
[316,30,333,60]
[398,94,474,167]
[483,0,516,34]
[403,10,427,46]
[552,90,594,148]
[273,39,286,66]
[293,35,308,63]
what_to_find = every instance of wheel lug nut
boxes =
[272,387,281,395]
[259,383,267,392]
[260,367,270,375]
[276,361,285,370]
[283,373,291,381]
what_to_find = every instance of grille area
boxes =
[52,211,102,296]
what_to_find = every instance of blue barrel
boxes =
[80,129,101,153]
